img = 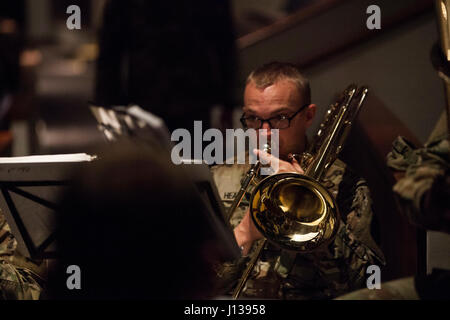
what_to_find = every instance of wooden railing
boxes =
[236,0,434,78]
[237,0,346,49]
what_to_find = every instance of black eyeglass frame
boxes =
[240,103,310,129]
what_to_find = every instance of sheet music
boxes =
[0,153,97,259]
[0,153,96,164]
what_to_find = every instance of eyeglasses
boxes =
[240,103,309,129]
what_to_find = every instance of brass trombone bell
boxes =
[250,172,339,252]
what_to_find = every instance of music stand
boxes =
[89,105,240,259]
[89,104,172,151]
[0,154,96,260]
[180,159,238,258]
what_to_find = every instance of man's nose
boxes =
[259,121,272,137]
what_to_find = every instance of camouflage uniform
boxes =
[0,211,44,299]
[212,158,385,300]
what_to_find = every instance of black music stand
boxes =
[0,154,95,260]
[89,105,240,259]
[181,159,238,256]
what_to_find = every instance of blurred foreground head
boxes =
[49,139,234,299]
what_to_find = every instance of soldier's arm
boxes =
[387,115,450,233]
[333,177,386,293]
[234,209,263,256]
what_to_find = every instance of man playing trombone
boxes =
[212,61,385,299]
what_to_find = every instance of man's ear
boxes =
[305,104,316,127]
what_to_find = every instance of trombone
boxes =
[228,84,369,299]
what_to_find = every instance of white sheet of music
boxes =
[0,153,96,163]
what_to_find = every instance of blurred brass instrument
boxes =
[434,0,450,132]
[231,84,369,299]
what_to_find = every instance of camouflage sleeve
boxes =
[0,210,44,300]
[0,262,43,300]
[331,169,386,294]
[386,112,450,232]
[0,210,17,260]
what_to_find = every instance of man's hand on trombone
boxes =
[233,149,305,256]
